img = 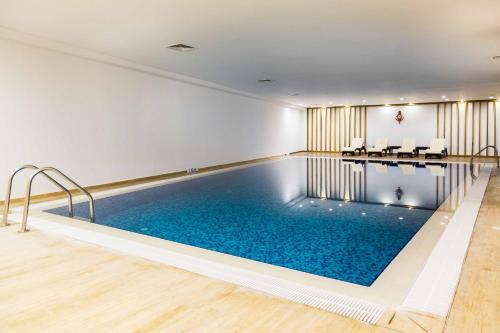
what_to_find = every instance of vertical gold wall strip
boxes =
[364,106,367,145]
[436,104,440,138]
[478,102,482,155]
[456,103,460,156]
[486,102,490,156]
[314,109,318,151]
[449,102,453,154]
[348,107,352,146]
[312,109,315,151]
[358,107,362,138]
[443,103,446,140]
[471,103,475,155]
[464,102,468,155]
[333,108,337,152]
[494,101,498,151]
[311,109,314,151]
[325,108,328,152]
[319,109,323,152]
[338,108,341,151]
[343,108,346,148]
[329,108,333,152]
[325,109,328,152]
[306,109,310,151]
[353,107,357,139]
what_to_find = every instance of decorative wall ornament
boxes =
[395,110,404,124]
[394,186,404,200]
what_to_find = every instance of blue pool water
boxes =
[47,158,457,286]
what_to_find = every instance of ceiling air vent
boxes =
[258,79,273,83]
[167,43,195,52]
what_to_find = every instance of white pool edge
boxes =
[402,166,492,315]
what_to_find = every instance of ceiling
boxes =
[1,0,499,107]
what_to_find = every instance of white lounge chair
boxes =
[424,138,447,159]
[341,138,365,156]
[397,138,416,158]
[367,138,388,156]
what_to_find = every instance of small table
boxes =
[415,146,429,157]
[386,145,401,156]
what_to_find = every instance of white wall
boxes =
[0,38,305,198]
[366,105,436,147]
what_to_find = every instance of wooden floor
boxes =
[0,163,498,332]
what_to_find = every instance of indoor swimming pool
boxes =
[46,157,471,286]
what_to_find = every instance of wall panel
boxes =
[307,101,499,156]
[307,106,367,152]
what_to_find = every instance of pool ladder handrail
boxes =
[1,165,95,232]
[2,165,74,227]
[469,145,499,180]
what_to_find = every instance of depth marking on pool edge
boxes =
[14,214,386,324]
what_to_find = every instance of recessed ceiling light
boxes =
[362,100,367,103]
[299,103,304,106]
[489,96,495,99]
[441,95,447,99]
[339,104,344,106]
[445,98,450,101]
[329,101,333,104]
[166,43,196,52]
[400,98,405,101]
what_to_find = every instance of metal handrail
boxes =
[20,167,95,233]
[469,145,499,180]
[1,165,73,227]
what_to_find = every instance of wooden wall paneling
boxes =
[363,106,367,145]
[329,108,332,152]
[464,102,469,156]
[494,101,497,152]
[486,102,489,156]
[456,103,460,156]
[478,102,482,155]
[436,104,440,138]
[306,109,310,151]
[449,103,453,154]
[443,103,447,141]
[471,102,475,155]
